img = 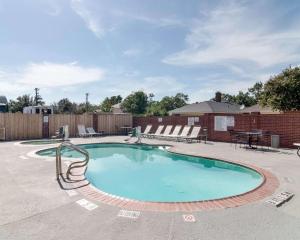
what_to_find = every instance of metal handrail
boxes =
[56,141,89,181]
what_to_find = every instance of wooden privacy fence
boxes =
[97,114,132,135]
[0,113,133,141]
[49,114,94,137]
[0,113,43,140]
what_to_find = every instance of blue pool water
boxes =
[38,143,263,202]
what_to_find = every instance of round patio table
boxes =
[236,131,262,148]
[120,126,132,135]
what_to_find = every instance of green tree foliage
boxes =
[222,91,256,107]
[53,98,76,113]
[34,88,44,106]
[160,93,189,111]
[146,101,167,116]
[219,82,263,107]
[260,66,300,111]
[9,95,34,113]
[100,95,122,112]
[121,91,148,114]
[52,99,100,114]
[146,93,189,116]
[248,82,263,100]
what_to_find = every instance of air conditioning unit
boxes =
[271,135,280,148]
[0,127,5,140]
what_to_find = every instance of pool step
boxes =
[265,191,294,207]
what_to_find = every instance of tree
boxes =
[160,93,189,112]
[146,101,168,116]
[100,95,122,112]
[260,66,300,111]
[223,91,256,107]
[248,81,263,100]
[54,98,76,113]
[146,93,189,116]
[34,88,44,106]
[121,91,148,114]
[217,82,263,107]
[9,95,34,113]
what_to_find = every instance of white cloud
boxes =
[0,62,105,97]
[123,48,141,57]
[102,75,186,99]
[163,1,300,68]
[70,1,185,39]
[17,62,104,87]
[71,0,104,38]
[112,9,185,28]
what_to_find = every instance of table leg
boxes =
[248,135,252,148]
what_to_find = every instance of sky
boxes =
[0,0,300,105]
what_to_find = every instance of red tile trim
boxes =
[72,159,279,212]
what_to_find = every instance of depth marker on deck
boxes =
[265,192,294,207]
[76,199,98,211]
[182,214,196,223]
[118,210,140,219]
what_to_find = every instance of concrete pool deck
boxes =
[1,136,300,240]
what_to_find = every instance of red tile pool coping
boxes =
[72,160,279,212]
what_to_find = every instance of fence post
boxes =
[93,114,98,132]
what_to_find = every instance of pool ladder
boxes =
[56,141,89,183]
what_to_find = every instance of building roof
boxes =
[240,104,279,114]
[0,96,8,106]
[169,101,241,115]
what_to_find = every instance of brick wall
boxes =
[133,112,300,148]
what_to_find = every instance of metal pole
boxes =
[85,93,89,112]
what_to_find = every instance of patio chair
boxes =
[163,125,182,140]
[176,125,191,141]
[147,125,164,138]
[229,130,248,149]
[140,125,152,138]
[199,127,208,143]
[86,127,104,137]
[63,125,70,140]
[181,126,201,143]
[78,124,91,137]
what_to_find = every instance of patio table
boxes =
[236,131,262,148]
[120,126,132,135]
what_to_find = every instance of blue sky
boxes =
[0,0,300,104]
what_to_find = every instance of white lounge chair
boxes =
[157,125,173,139]
[294,143,300,157]
[147,125,164,138]
[140,125,152,138]
[163,125,182,140]
[63,125,70,140]
[86,127,104,137]
[181,126,201,143]
[176,125,191,141]
[78,124,90,137]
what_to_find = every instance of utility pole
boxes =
[85,93,89,112]
[34,88,39,106]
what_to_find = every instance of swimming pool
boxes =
[37,143,264,202]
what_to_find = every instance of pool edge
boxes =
[61,142,280,212]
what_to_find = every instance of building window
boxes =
[214,116,235,131]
